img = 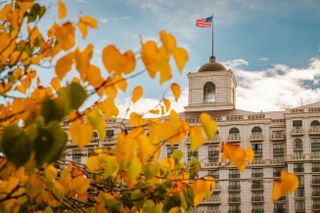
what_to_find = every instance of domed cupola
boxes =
[198,56,226,72]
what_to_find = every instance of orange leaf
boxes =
[159,30,176,53]
[55,52,74,79]
[50,77,61,92]
[70,120,94,148]
[245,147,255,164]
[132,86,143,104]
[170,83,180,102]
[272,171,299,201]
[193,179,207,206]
[141,40,160,78]
[173,47,188,73]
[78,16,98,39]
[58,0,67,19]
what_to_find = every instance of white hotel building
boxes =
[64,56,320,213]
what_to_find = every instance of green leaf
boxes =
[143,200,155,213]
[163,195,181,212]
[58,82,87,111]
[143,162,159,179]
[1,125,31,167]
[41,97,66,124]
[34,122,67,166]
[189,157,201,179]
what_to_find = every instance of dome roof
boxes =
[198,56,226,72]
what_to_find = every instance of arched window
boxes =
[293,138,303,155]
[229,127,240,134]
[311,120,320,127]
[252,126,262,133]
[203,82,215,103]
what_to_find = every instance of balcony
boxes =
[311,153,320,159]
[250,133,263,142]
[251,196,264,202]
[313,204,320,210]
[291,154,305,160]
[203,162,219,168]
[228,185,240,191]
[310,127,320,136]
[252,182,264,191]
[312,192,320,197]
[270,133,285,141]
[203,196,221,203]
[312,178,320,185]
[228,133,240,142]
[291,127,304,136]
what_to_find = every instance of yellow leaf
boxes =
[70,120,94,148]
[169,110,180,132]
[171,83,180,102]
[87,108,106,141]
[55,52,74,79]
[200,113,218,141]
[173,47,188,73]
[132,86,143,104]
[115,133,135,169]
[159,30,177,53]
[78,16,97,39]
[98,98,119,118]
[111,75,128,92]
[204,176,215,197]
[221,143,248,173]
[163,98,171,112]
[75,44,94,81]
[149,109,160,114]
[55,22,75,51]
[160,62,172,84]
[137,134,154,163]
[128,157,142,180]
[190,126,205,152]
[168,207,180,213]
[44,165,58,182]
[53,182,65,200]
[87,156,100,171]
[141,40,160,78]
[87,65,104,89]
[193,179,207,207]
[130,112,146,127]
[58,0,67,19]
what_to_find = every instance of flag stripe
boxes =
[196,16,213,28]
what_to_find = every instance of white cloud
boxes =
[224,57,320,112]
[258,57,268,61]
[101,18,108,23]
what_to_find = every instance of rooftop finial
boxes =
[209,55,216,63]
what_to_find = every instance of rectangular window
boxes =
[229,205,241,213]
[208,204,220,212]
[313,186,320,197]
[228,192,241,202]
[228,181,240,190]
[274,202,286,213]
[273,167,284,177]
[208,144,219,162]
[252,168,263,178]
[312,175,320,184]
[295,187,304,198]
[294,163,304,173]
[229,169,240,179]
[273,143,284,160]
[187,147,198,160]
[312,163,320,172]
[252,191,264,201]
[313,199,320,210]
[295,200,305,213]
[252,144,262,160]
[72,148,82,162]
[87,147,94,157]
[106,129,114,137]
[252,181,264,190]
[311,138,320,154]
[252,204,264,213]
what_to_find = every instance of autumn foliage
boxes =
[0,1,298,212]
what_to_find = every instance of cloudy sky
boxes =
[42,0,320,114]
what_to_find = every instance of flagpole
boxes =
[211,13,214,57]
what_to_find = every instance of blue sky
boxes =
[35,0,320,112]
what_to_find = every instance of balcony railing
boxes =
[311,153,320,159]
[228,197,241,203]
[291,127,304,136]
[228,133,240,142]
[312,192,320,197]
[291,154,305,160]
[312,178,320,185]
[203,162,219,168]
[251,196,264,202]
[228,185,241,190]
[313,204,320,210]
[310,127,320,135]
[250,133,263,142]
[270,133,285,141]
[203,196,221,203]
[252,182,264,190]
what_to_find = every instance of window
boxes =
[313,186,320,196]
[229,127,240,134]
[293,120,302,127]
[311,138,320,154]
[72,148,82,162]
[208,145,219,162]
[106,129,114,137]
[91,131,99,143]
[188,147,198,160]
[295,187,304,197]
[228,192,241,202]
[273,144,284,160]
[167,145,178,157]
[311,120,320,127]
[252,191,264,201]
[229,127,240,140]
[313,175,320,184]
[252,204,264,213]
[295,200,305,213]
[252,181,264,190]
[293,138,303,155]
[88,147,94,157]
[274,202,286,213]
[229,169,240,179]
[252,168,263,178]
[252,126,262,133]
[252,144,262,160]
[294,163,304,173]
[229,181,240,190]
[313,199,320,210]
[312,163,320,172]
[273,167,284,177]
[229,205,241,213]
[208,205,220,212]
[209,170,219,180]
[203,82,215,103]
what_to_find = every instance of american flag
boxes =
[196,16,213,28]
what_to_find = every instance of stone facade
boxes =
[64,57,320,213]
